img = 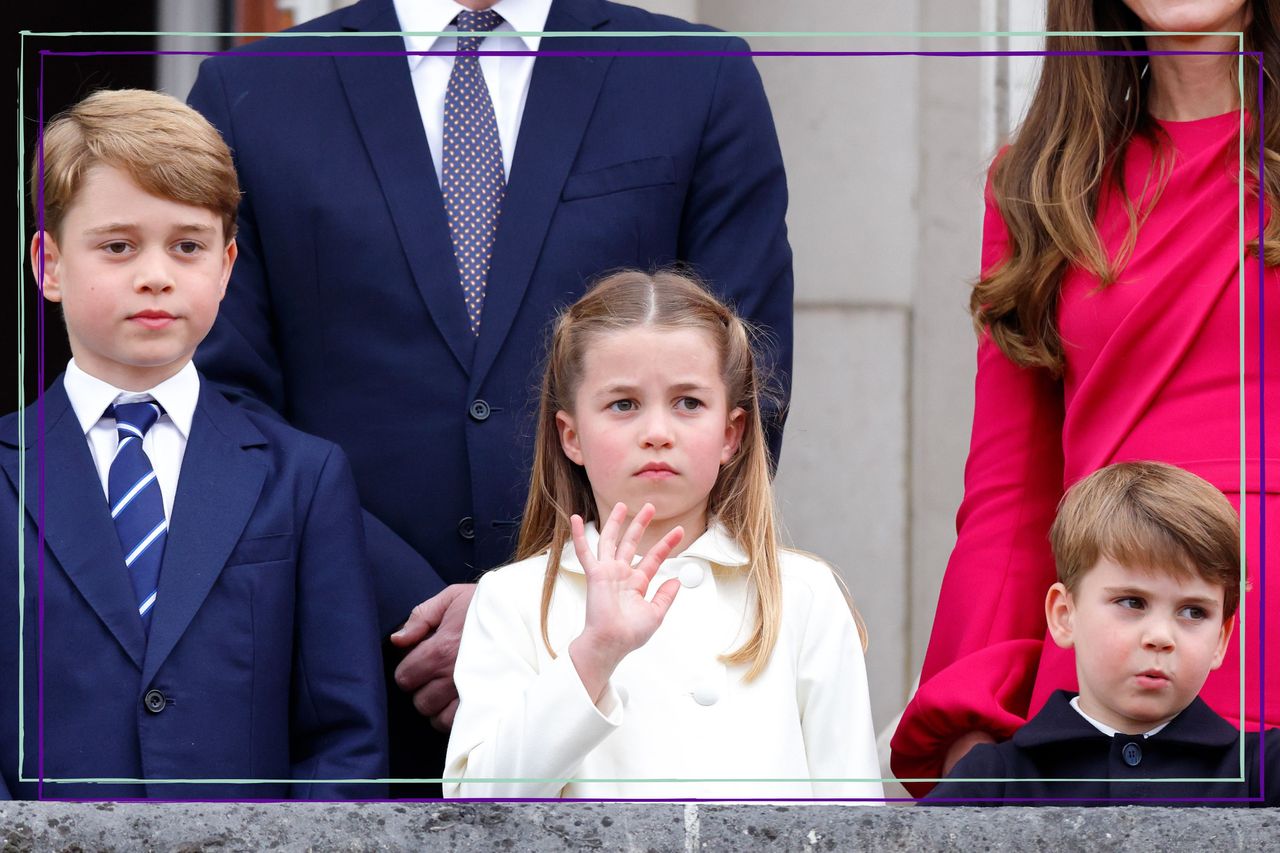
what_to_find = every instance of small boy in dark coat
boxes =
[927,461,1277,805]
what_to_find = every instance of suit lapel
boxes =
[141,384,267,687]
[468,0,614,392]
[332,0,476,372]
[0,380,146,669]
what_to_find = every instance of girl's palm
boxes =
[573,502,683,659]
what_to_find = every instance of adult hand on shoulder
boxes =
[390,583,477,733]
[942,730,997,775]
[568,502,684,705]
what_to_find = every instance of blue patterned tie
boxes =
[108,401,166,634]
[441,9,506,335]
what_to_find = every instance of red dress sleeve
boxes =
[890,182,1066,796]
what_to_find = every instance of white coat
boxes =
[444,522,884,799]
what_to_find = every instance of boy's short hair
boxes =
[32,88,239,241]
[1050,461,1241,618]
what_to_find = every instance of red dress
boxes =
[891,111,1279,795]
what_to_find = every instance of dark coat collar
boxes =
[1016,690,1241,749]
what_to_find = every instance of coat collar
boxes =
[1016,690,1242,749]
[557,519,749,575]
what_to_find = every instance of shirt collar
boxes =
[1069,695,1171,739]
[558,518,750,574]
[395,0,550,67]
[64,358,200,440]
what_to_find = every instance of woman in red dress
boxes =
[892,0,1278,795]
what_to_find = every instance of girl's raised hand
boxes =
[567,502,684,705]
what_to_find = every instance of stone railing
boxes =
[1,802,1275,851]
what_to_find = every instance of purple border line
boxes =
[1256,43,1267,803]
[30,44,1269,804]
[40,48,1252,59]
[35,48,47,804]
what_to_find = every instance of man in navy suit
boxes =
[187,0,793,786]
[2,89,387,799]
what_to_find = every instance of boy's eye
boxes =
[608,399,636,413]
[1116,596,1145,610]
[1177,605,1208,620]
[102,241,132,255]
[675,397,703,411]
[174,241,203,255]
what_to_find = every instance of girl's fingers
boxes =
[597,502,628,561]
[648,577,682,622]
[636,525,684,585]
[615,503,655,568]
[570,514,595,572]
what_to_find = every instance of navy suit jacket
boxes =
[187,0,794,633]
[926,691,1279,805]
[0,376,388,799]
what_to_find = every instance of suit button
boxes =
[143,689,166,714]
[692,683,720,706]
[1122,742,1142,766]
[458,517,476,540]
[468,400,491,422]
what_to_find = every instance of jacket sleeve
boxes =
[891,181,1066,796]
[187,60,447,632]
[921,743,1010,804]
[443,570,622,798]
[678,43,793,467]
[288,445,389,799]
[794,564,884,799]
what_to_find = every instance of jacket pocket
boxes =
[560,156,676,201]
[224,532,293,567]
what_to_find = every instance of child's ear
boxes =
[720,406,746,465]
[30,231,62,303]
[1045,582,1076,650]
[218,237,238,301]
[555,410,584,466]
[1209,613,1235,671]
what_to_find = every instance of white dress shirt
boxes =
[63,359,199,522]
[394,0,551,183]
[445,521,885,799]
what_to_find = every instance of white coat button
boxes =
[692,683,720,706]
[678,561,705,588]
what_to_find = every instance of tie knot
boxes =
[112,401,163,439]
[455,9,503,45]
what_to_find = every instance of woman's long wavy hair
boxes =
[517,270,792,681]
[973,0,1279,373]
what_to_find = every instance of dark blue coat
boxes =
[926,691,1278,806]
[186,0,794,632]
[0,377,387,799]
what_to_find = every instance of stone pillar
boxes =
[698,0,919,734]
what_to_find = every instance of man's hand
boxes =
[390,583,477,733]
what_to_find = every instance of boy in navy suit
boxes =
[1,89,388,799]
[927,461,1277,805]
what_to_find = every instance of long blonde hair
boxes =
[517,269,785,680]
[973,0,1279,373]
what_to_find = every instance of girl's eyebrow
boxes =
[595,381,713,397]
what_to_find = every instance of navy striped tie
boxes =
[441,9,506,335]
[108,401,166,634]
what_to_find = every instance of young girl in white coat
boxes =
[443,270,883,799]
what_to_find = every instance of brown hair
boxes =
[1050,462,1242,618]
[973,0,1279,374]
[518,269,863,680]
[32,88,239,242]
